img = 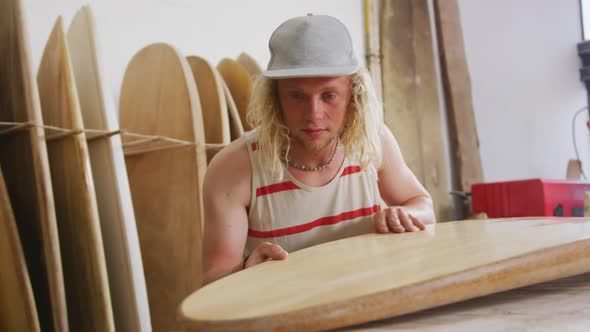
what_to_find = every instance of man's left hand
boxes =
[373,206,426,233]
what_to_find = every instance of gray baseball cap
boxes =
[263,14,360,79]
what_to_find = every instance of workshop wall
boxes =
[22,0,588,185]
[22,0,365,101]
[459,0,588,182]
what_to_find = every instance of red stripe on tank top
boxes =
[341,165,362,176]
[256,181,300,197]
[251,142,258,151]
[248,204,381,238]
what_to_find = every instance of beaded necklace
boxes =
[286,139,339,171]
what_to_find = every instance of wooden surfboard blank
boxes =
[0,0,68,330]
[120,43,207,332]
[237,52,262,78]
[0,166,40,332]
[222,79,245,140]
[37,17,114,332]
[186,55,230,161]
[66,5,151,332]
[381,0,450,221]
[217,58,253,131]
[180,217,590,332]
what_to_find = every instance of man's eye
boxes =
[289,92,303,100]
[323,93,336,101]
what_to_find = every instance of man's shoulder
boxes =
[203,135,252,203]
[208,135,251,174]
[204,135,253,208]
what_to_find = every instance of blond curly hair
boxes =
[246,69,382,179]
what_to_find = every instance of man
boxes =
[202,14,435,284]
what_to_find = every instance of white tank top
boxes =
[245,130,383,254]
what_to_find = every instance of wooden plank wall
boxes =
[364,0,383,108]
[433,0,484,196]
[381,0,451,221]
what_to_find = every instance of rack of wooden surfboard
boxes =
[0,1,257,331]
[2,1,590,332]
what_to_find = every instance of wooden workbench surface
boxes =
[341,273,590,331]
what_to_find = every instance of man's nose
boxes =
[304,97,323,120]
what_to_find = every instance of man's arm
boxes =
[201,139,251,284]
[201,138,287,285]
[375,124,435,232]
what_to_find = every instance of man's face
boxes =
[277,75,352,153]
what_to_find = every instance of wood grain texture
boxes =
[186,55,230,161]
[237,52,262,78]
[66,5,151,332]
[217,58,253,131]
[0,166,40,332]
[180,218,590,332]
[381,0,450,221]
[120,43,207,332]
[37,17,114,332]
[222,79,245,140]
[433,0,483,193]
[0,0,68,330]
[363,0,383,107]
[341,273,590,331]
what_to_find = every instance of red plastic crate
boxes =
[471,179,590,218]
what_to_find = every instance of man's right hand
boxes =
[244,242,288,269]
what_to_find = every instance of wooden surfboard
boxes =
[0,0,68,330]
[0,166,40,332]
[37,17,114,332]
[120,43,207,332]
[66,6,151,332]
[222,80,245,140]
[186,55,230,161]
[180,217,590,331]
[217,58,253,131]
[236,52,262,78]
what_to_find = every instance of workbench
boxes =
[342,273,590,331]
